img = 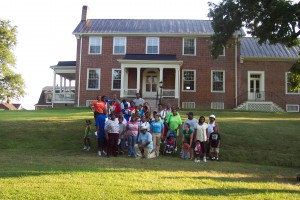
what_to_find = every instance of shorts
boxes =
[200,141,206,153]
[84,133,91,139]
[210,147,219,153]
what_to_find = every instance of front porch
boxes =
[118,54,183,107]
[50,61,76,107]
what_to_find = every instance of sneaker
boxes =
[194,159,198,163]
[86,146,91,151]
[98,151,102,157]
[135,156,141,159]
[212,157,216,160]
[83,146,87,150]
[102,151,107,156]
[216,157,219,161]
[203,157,207,162]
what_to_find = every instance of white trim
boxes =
[211,70,225,93]
[111,68,121,90]
[88,36,102,54]
[86,100,94,107]
[146,37,159,54]
[220,46,225,56]
[142,68,160,98]
[285,72,300,94]
[182,38,196,56]
[86,68,101,90]
[247,71,265,100]
[113,37,126,55]
[182,69,196,92]
[286,104,299,112]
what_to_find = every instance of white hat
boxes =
[209,114,216,119]
[140,125,147,130]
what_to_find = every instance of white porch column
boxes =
[52,71,56,108]
[64,77,66,97]
[159,67,163,82]
[69,80,71,95]
[60,76,63,93]
[120,66,125,98]
[175,68,179,98]
[136,66,141,93]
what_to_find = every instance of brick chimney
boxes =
[81,5,89,21]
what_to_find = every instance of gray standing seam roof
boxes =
[73,19,244,35]
[241,37,300,58]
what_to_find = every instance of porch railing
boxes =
[54,93,75,101]
[123,89,176,98]
[237,91,286,107]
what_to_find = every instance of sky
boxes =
[0,0,220,110]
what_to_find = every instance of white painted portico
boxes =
[117,59,183,100]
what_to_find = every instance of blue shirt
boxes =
[96,114,108,138]
[150,121,164,134]
[138,132,153,149]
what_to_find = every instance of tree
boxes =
[0,19,25,102]
[208,0,300,91]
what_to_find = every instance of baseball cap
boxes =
[209,114,216,119]
[140,125,147,130]
[187,112,193,115]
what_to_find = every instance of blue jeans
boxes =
[128,135,138,156]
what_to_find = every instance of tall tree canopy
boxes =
[0,20,25,102]
[208,0,300,91]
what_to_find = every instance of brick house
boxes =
[49,6,300,112]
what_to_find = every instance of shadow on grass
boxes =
[133,188,300,196]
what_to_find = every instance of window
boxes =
[46,93,52,103]
[112,69,121,90]
[286,72,300,94]
[212,70,225,92]
[113,37,126,54]
[220,46,225,56]
[182,70,196,91]
[89,37,102,54]
[183,38,196,55]
[87,68,100,90]
[146,37,159,54]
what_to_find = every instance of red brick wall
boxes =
[74,35,242,109]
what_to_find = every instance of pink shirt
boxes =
[127,121,139,136]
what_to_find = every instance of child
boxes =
[194,140,202,163]
[181,141,190,160]
[165,136,175,154]
[83,120,92,151]
[118,116,126,154]
[209,125,221,161]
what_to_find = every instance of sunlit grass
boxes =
[0,108,299,199]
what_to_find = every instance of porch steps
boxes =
[144,99,158,111]
[235,101,285,112]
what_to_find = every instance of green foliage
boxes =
[208,0,300,90]
[0,19,25,101]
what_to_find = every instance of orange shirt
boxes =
[91,100,105,114]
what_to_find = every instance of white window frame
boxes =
[286,104,299,112]
[45,93,52,103]
[285,72,300,94]
[211,70,225,93]
[182,70,196,92]
[113,37,126,55]
[89,37,102,54]
[86,68,101,90]
[111,69,121,90]
[220,46,225,56]
[183,38,196,56]
[146,37,159,54]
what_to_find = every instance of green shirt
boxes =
[167,114,182,131]
[182,129,193,139]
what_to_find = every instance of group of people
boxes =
[83,93,221,162]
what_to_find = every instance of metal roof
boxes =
[73,19,244,36]
[241,37,300,59]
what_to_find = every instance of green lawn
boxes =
[0,108,299,199]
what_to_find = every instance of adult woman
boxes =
[181,123,194,160]
[150,115,164,157]
[126,113,140,157]
[104,113,120,157]
[194,116,208,162]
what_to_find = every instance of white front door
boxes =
[248,72,265,101]
[143,69,159,98]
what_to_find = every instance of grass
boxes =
[0,108,299,199]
